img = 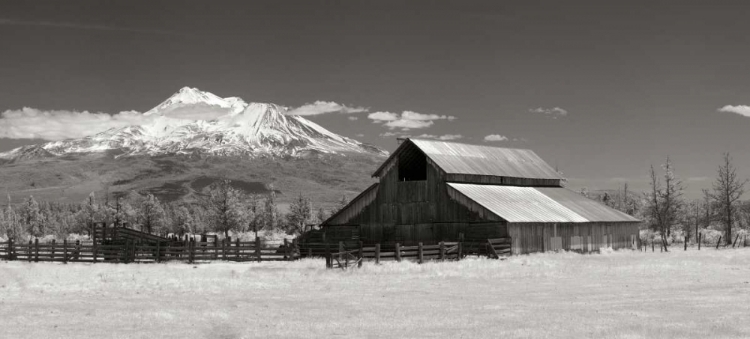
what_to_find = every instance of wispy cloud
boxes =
[529,107,568,119]
[348,116,358,121]
[0,18,183,36]
[368,110,456,130]
[484,134,508,142]
[718,105,750,117]
[414,134,463,141]
[286,101,367,116]
[0,107,148,141]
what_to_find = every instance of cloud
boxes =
[348,116,358,121]
[438,134,462,140]
[285,101,368,116]
[355,133,365,137]
[414,134,463,141]
[384,119,434,130]
[0,107,148,141]
[368,111,399,122]
[529,107,568,119]
[484,134,509,142]
[368,110,456,130]
[379,132,402,138]
[401,111,456,121]
[718,105,750,117]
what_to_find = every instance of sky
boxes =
[1,0,750,199]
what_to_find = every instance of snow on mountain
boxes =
[1,87,388,160]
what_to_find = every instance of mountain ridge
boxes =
[0,87,387,161]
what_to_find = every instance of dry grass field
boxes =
[1,248,749,339]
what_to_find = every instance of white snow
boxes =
[1,248,749,338]
[14,87,388,159]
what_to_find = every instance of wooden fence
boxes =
[0,238,299,264]
[326,239,512,269]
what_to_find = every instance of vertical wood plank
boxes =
[418,242,423,264]
[395,243,401,262]
[34,238,39,262]
[255,237,261,262]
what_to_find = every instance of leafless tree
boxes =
[709,153,747,245]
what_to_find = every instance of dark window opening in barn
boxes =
[398,149,427,181]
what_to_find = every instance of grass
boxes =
[1,248,750,338]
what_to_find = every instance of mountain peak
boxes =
[1,87,389,160]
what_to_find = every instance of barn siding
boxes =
[507,222,641,254]
[327,155,498,243]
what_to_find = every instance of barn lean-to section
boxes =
[324,138,641,254]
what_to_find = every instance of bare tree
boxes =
[709,153,747,245]
[645,158,684,251]
[661,157,684,238]
[646,165,668,250]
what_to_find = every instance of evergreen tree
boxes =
[203,180,244,238]
[20,195,43,239]
[285,192,312,235]
[138,194,167,234]
[260,190,280,232]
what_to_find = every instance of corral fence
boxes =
[0,237,300,264]
[321,238,512,270]
[638,233,748,252]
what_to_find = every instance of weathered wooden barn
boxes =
[323,138,641,254]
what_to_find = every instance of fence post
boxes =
[358,241,363,268]
[698,233,701,250]
[284,238,289,261]
[732,234,739,248]
[222,238,227,260]
[338,241,344,264]
[418,242,424,264]
[375,243,381,264]
[255,237,261,262]
[439,241,445,261]
[34,238,39,262]
[190,238,196,264]
[457,241,462,261]
[651,241,654,252]
[62,239,67,264]
[51,239,56,261]
[235,238,240,260]
[156,240,161,263]
[395,243,401,262]
[92,238,98,263]
[716,236,722,250]
[325,242,331,269]
[684,236,687,251]
[8,238,13,261]
[74,240,80,261]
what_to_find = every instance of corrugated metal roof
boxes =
[447,183,640,223]
[534,187,640,223]
[410,139,563,180]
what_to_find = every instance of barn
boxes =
[323,138,641,254]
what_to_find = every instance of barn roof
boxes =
[372,138,563,180]
[447,183,640,223]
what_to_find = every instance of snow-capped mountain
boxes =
[1,87,387,160]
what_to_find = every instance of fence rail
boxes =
[325,239,511,269]
[0,238,299,264]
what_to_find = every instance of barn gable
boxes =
[372,138,563,186]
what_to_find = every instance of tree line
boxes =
[585,152,748,250]
[0,179,348,241]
